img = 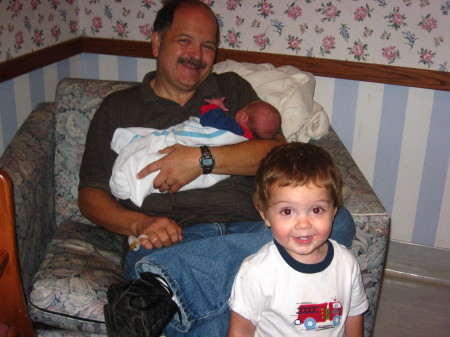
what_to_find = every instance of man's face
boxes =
[152,4,218,96]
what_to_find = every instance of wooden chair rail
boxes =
[1,37,449,91]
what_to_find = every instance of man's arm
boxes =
[211,134,286,175]
[78,89,184,249]
[78,187,182,250]
[139,134,286,193]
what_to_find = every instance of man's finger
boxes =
[158,145,175,154]
[140,237,154,250]
[167,183,181,194]
[137,163,157,179]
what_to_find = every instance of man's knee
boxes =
[331,206,355,248]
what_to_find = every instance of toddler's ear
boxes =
[258,210,271,228]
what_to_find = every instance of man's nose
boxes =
[187,43,202,58]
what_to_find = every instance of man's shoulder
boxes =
[102,71,154,105]
[92,82,147,129]
[214,70,248,84]
[102,82,141,103]
[211,71,256,101]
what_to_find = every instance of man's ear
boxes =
[151,31,161,57]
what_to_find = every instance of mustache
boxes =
[177,56,207,69]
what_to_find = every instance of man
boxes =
[79,1,355,336]
[79,0,283,251]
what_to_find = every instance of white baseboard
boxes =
[384,240,450,286]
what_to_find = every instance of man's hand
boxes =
[78,187,183,249]
[137,144,202,193]
[135,216,183,250]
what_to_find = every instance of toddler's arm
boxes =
[345,314,364,337]
[227,310,256,337]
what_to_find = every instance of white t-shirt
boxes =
[229,239,369,337]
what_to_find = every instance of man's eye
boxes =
[281,208,292,216]
[203,44,216,51]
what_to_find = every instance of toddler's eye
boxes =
[312,207,322,214]
[281,208,292,216]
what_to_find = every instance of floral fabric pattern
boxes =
[0,102,57,296]
[30,221,124,334]
[0,1,449,71]
[1,76,389,336]
[53,78,135,226]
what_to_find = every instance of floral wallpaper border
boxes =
[0,0,449,71]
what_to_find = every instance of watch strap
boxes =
[199,145,214,174]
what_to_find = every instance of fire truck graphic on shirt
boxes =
[293,300,343,331]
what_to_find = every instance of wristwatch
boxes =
[199,145,215,174]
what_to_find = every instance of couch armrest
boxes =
[312,126,390,337]
[0,102,57,296]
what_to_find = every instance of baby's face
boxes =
[235,106,249,127]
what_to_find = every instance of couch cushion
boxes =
[54,79,136,226]
[29,221,125,333]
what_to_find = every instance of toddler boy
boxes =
[228,142,368,337]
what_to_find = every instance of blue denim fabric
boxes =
[123,206,355,336]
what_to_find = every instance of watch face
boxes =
[202,158,214,166]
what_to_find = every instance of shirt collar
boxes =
[274,239,334,274]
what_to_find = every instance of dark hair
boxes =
[246,101,281,139]
[253,142,343,214]
[153,0,220,43]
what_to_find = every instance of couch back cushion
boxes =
[54,78,136,226]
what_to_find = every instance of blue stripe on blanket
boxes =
[152,129,229,139]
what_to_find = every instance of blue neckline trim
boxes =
[274,239,334,274]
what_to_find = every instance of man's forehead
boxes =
[170,4,218,40]
[172,31,217,44]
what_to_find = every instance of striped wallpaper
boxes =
[0,53,449,250]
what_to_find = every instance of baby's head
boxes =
[253,142,343,217]
[235,100,281,139]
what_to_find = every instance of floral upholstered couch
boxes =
[0,64,389,337]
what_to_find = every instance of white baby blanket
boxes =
[110,117,247,207]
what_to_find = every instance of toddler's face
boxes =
[261,182,336,264]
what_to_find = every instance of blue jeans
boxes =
[123,206,355,337]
